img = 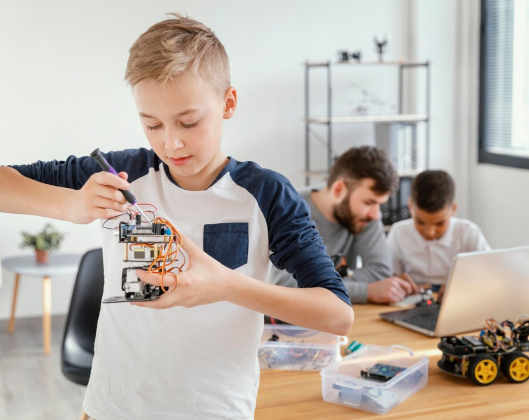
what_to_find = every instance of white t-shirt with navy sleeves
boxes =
[10,148,350,420]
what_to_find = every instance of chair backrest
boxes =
[61,248,104,374]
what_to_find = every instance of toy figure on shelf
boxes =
[374,35,389,62]
[337,49,362,63]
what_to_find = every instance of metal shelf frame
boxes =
[304,60,431,185]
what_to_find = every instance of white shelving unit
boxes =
[303,60,431,185]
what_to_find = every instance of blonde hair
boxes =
[125,13,230,96]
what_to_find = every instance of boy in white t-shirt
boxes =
[0,14,354,420]
[388,170,490,286]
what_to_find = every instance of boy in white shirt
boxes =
[388,170,490,286]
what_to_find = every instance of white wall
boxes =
[465,1,529,250]
[471,165,529,248]
[414,0,466,212]
[0,0,406,319]
[413,0,529,250]
[6,1,512,321]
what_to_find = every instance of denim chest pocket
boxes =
[203,223,249,270]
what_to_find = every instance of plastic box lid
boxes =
[320,345,429,414]
[259,325,348,371]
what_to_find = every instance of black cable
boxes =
[102,210,133,230]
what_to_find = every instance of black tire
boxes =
[502,352,529,383]
[468,355,499,386]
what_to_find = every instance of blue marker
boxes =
[90,148,152,226]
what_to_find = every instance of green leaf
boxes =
[19,223,65,252]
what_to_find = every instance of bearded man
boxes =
[270,146,419,304]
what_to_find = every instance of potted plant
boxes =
[20,224,65,263]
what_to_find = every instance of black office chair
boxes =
[61,248,104,387]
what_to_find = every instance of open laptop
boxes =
[380,246,529,337]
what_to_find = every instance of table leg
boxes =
[8,273,20,334]
[79,408,89,420]
[43,276,52,355]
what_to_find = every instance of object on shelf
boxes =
[374,35,389,62]
[349,82,397,116]
[380,176,413,227]
[337,50,362,63]
[354,105,370,116]
[375,123,417,174]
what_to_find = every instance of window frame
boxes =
[478,0,529,170]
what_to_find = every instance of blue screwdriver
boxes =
[90,148,152,226]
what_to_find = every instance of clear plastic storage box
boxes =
[320,345,428,414]
[258,324,348,371]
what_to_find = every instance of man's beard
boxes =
[333,194,373,235]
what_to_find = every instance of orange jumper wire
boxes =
[146,217,185,292]
[126,204,185,293]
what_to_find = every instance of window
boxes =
[479,0,529,169]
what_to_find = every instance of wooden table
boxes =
[255,304,528,419]
[1,253,81,355]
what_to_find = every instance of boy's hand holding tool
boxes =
[67,170,130,224]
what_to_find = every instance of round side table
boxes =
[1,253,81,355]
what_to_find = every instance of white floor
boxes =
[0,315,87,420]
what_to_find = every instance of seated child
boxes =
[0,14,353,420]
[388,170,490,286]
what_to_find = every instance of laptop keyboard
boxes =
[401,311,439,331]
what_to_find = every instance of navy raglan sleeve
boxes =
[8,148,156,189]
[234,162,351,306]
